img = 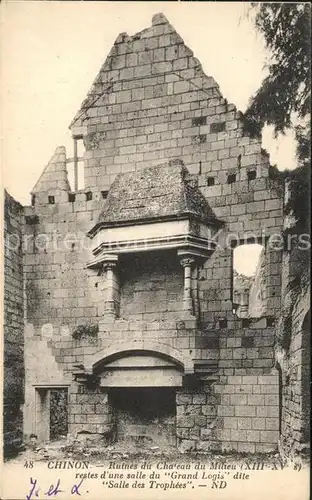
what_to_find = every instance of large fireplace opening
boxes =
[109,387,176,447]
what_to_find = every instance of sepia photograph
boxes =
[1,2,310,499]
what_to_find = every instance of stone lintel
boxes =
[90,235,216,263]
[71,125,88,138]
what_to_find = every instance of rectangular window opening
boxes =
[219,318,228,329]
[227,174,236,184]
[25,215,39,225]
[242,336,254,348]
[210,122,226,134]
[67,136,85,192]
[86,191,93,201]
[68,193,76,203]
[247,170,257,181]
[48,196,55,205]
[267,317,275,327]
[192,116,207,127]
[242,318,251,328]
[191,134,207,145]
[101,190,109,200]
[206,176,215,187]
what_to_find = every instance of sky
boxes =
[1,1,297,208]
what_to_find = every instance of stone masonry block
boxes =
[217,406,235,417]
[235,406,256,417]
[223,417,238,430]
[153,61,172,74]
[231,430,247,442]
[70,404,82,415]
[178,440,196,453]
[256,406,279,418]
[258,376,278,385]
[176,428,190,439]
[232,385,252,403]
[173,58,188,71]
[81,404,95,414]
[176,393,193,404]
[248,395,265,406]
[260,430,279,443]
[234,385,253,394]
[238,443,256,453]
[195,416,207,427]
[246,430,260,442]
[177,416,195,428]
[256,443,277,453]
[184,405,202,416]
[193,394,207,404]
[200,428,214,440]
[86,414,110,424]
[260,385,279,395]
[202,405,217,416]
[237,417,252,430]
[95,403,110,414]
[265,418,279,430]
[252,418,266,430]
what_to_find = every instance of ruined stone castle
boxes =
[4,14,310,459]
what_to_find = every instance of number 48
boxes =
[24,461,34,469]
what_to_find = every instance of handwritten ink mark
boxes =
[44,479,63,496]
[71,479,84,496]
[26,478,40,500]
[26,477,84,499]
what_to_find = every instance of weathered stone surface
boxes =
[93,161,216,228]
[3,192,25,453]
[4,12,308,461]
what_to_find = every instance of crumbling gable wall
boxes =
[70,12,284,322]
[22,13,286,453]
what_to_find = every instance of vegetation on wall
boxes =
[243,3,311,236]
[50,389,68,441]
[72,322,99,340]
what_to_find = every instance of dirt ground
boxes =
[5,436,290,467]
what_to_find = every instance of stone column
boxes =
[238,291,249,318]
[192,265,200,317]
[102,255,119,320]
[180,256,195,314]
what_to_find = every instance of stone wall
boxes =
[277,282,310,460]
[175,317,279,453]
[25,12,284,341]
[68,384,113,439]
[119,251,184,320]
[23,194,102,332]
[3,191,24,452]
[23,309,280,454]
[274,181,310,461]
